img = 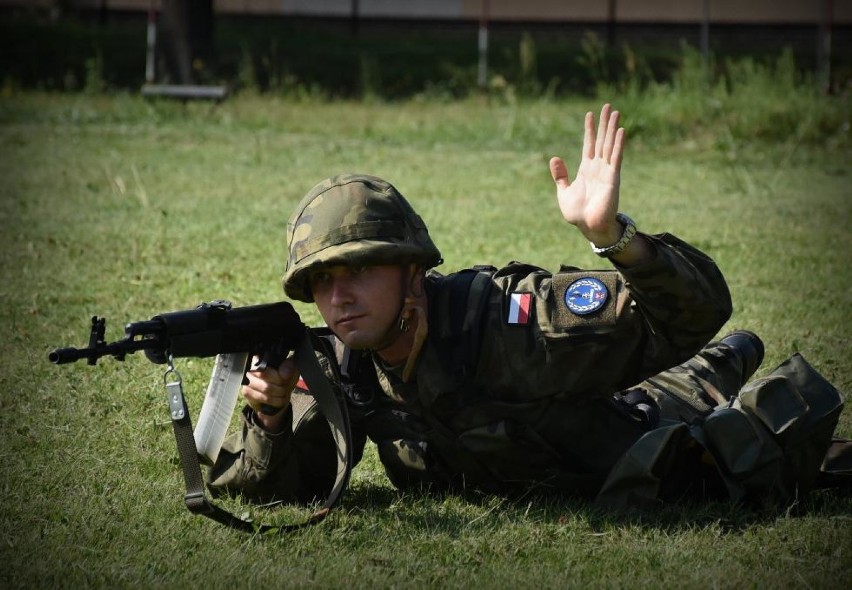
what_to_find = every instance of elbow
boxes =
[716,283,734,330]
[714,273,734,331]
[694,282,732,342]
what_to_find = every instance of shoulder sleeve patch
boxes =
[548,271,618,332]
[504,292,534,326]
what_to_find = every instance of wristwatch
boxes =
[591,213,637,258]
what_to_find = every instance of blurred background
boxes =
[1,0,849,99]
[1,5,850,587]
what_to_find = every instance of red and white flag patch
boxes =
[507,292,532,325]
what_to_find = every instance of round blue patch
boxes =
[564,277,609,315]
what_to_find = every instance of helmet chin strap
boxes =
[373,266,428,382]
[400,300,427,383]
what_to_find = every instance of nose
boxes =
[329,275,354,306]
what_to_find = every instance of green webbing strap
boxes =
[167,328,352,533]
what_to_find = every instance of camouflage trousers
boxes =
[639,338,756,424]
[597,340,848,508]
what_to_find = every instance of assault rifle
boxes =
[49,300,351,533]
[49,299,300,369]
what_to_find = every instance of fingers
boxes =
[242,357,299,411]
[243,372,287,407]
[247,356,299,387]
[610,127,626,172]
[549,156,570,189]
[591,103,624,165]
[593,104,610,158]
[583,111,595,160]
[276,357,300,386]
[554,104,624,188]
[602,110,620,161]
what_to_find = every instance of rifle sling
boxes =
[168,327,352,533]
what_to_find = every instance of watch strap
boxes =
[591,213,637,258]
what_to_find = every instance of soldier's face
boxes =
[309,264,405,350]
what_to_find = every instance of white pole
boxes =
[477,0,489,89]
[819,0,833,93]
[145,2,157,83]
[701,0,710,67]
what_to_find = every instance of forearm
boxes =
[584,213,655,268]
[619,233,733,370]
[207,404,338,504]
[605,232,655,267]
[253,400,291,433]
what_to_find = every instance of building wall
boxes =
[3,0,850,25]
[459,0,850,25]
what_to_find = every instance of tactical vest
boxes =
[315,268,850,505]
[329,266,507,491]
[325,266,641,496]
[332,265,497,412]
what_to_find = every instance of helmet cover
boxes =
[283,173,442,302]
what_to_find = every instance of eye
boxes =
[309,270,332,287]
[350,265,368,275]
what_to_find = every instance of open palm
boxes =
[549,104,625,244]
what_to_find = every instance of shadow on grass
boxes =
[333,482,852,537]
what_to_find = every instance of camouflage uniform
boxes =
[208,174,846,508]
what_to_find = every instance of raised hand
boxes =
[549,104,625,247]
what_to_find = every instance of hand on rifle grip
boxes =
[242,356,300,431]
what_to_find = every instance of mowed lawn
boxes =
[0,93,849,588]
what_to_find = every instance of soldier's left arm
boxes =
[613,231,732,371]
[540,103,731,383]
[480,233,731,402]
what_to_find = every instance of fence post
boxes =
[477,0,489,89]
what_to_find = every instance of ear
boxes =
[404,263,426,298]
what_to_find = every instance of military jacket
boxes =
[208,233,734,502]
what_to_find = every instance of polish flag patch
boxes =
[507,292,532,325]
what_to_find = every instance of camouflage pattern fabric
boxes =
[209,231,845,506]
[210,233,729,502]
[363,232,734,494]
[282,174,442,302]
[598,353,844,508]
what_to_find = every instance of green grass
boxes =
[0,92,850,588]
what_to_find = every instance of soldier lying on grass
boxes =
[209,104,850,509]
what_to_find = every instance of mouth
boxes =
[335,314,365,329]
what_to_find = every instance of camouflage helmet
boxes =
[283,173,443,302]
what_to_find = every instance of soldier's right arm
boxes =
[241,357,300,432]
[207,356,368,504]
[206,403,343,504]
